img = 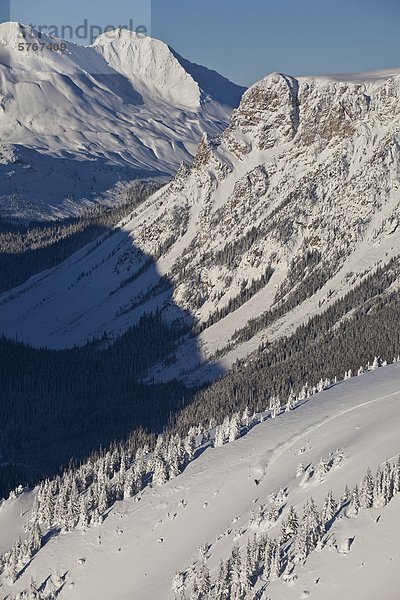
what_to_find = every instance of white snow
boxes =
[92,30,203,110]
[1,65,399,391]
[0,23,245,218]
[1,364,400,599]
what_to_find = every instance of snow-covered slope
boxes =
[1,363,400,599]
[0,67,399,383]
[0,23,245,218]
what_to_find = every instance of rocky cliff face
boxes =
[1,68,399,383]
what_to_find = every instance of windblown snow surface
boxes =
[1,364,400,599]
[0,23,245,218]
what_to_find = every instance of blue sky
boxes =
[6,0,400,86]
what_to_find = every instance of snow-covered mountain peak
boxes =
[0,21,32,44]
[92,29,202,110]
[0,21,63,53]
[222,67,400,158]
[226,72,299,152]
[92,29,246,111]
[0,23,245,217]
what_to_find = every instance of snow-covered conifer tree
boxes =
[285,391,296,411]
[229,543,242,598]
[371,356,381,369]
[322,490,337,527]
[269,396,281,419]
[243,536,256,579]
[213,559,230,600]
[382,461,394,505]
[373,467,384,508]
[269,538,281,580]
[241,407,250,428]
[133,448,147,492]
[267,501,279,524]
[262,536,272,580]
[29,577,41,600]
[172,571,186,600]
[280,505,298,542]
[298,385,308,401]
[228,413,241,442]
[123,469,135,500]
[393,455,400,494]
[239,554,252,596]
[183,428,196,464]
[316,457,330,481]
[360,468,374,509]
[306,498,322,548]
[6,546,18,584]
[293,518,309,564]
[98,483,110,514]
[348,485,360,517]
[28,520,42,556]
[153,457,168,486]
[339,484,351,507]
[77,495,91,529]
[214,424,225,448]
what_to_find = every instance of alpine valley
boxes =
[0,21,400,600]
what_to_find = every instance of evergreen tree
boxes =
[348,485,360,517]
[228,413,241,442]
[262,536,272,580]
[172,571,186,600]
[239,554,253,596]
[316,458,330,481]
[269,538,281,580]
[183,429,196,465]
[269,396,281,419]
[306,498,322,549]
[322,490,337,527]
[393,456,400,494]
[281,505,298,542]
[229,543,242,599]
[191,564,210,600]
[267,501,279,524]
[360,468,374,509]
[153,458,168,487]
[382,461,394,505]
[293,518,309,564]
[374,467,385,508]
[213,559,231,600]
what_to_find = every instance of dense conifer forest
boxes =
[1,246,399,499]
[0,180,160,292]
[0,313,193,499]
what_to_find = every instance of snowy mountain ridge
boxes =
[1,360,400,599]
[0,66,399,386]
[0,23,245,218]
